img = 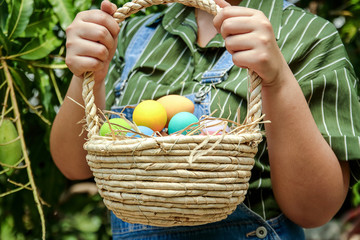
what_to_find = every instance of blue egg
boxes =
[126,126,154,138]
[168,112,199,135]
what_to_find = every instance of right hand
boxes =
[65,0,120,83]
[213,0,289,88]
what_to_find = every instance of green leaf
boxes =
[33,0,52,9]
[0,26,10,53]
[74,0,92,12]
[8,66,31,98]
[350,0,360,5]
[0,215,16,240]
[352,182,360,206]
[7,0,34,39]
[19,9,58,38]
[0,0,9,30]
[341,21,358,43]
[48,0,75,30]
[37,69,52,114]
[18,31,62,60]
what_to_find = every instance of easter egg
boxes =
[201,119,230,135]
[157,95,194,126]
[168,112,199,135]
[126,126,154,138]
[99,118,131,136]
[133,100,167,132]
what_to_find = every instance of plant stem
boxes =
[49,69,63,104]
[0,182,31,198]
[12,81,51,126]
[8,179,33,191]
[1,58,46,240]
[1,86,10,120]
[32,62,68,69]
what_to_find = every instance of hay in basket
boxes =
[81,0,264,227]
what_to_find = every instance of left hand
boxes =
[213,2,288,87]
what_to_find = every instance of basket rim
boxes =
[84,132,263,154]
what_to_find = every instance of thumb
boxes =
[101,0,118,15]
[214,0,231,8]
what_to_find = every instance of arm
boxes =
[50,0,120,180]
[213,5,349,228]
[261,64,349,228]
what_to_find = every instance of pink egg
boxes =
[201,119,230,135]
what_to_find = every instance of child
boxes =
[50,0,360,238]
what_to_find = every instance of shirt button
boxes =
[255,226,268,238]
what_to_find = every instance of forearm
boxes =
[50,76,105,180]
[261,66,350,228]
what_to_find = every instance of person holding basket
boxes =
[50,0,360,238]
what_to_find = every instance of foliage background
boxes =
[0,0,359,239]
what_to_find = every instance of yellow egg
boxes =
[157,95,194,126]
[133,100,167,132]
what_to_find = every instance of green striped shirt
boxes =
[105,0,360,219]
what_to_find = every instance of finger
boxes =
[77,22,115,51]
[213,6,254,33]
[218,17,254,38]
[101,0,118,16]
[231,50,257,70]
[80,10,120,38]
[224,33,255,53]
[213,0,230,8]
[75,40,110,62]
[66,37,110,68]
[66,55,105,77]
[231,49,272,80]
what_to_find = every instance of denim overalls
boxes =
[109,1,305,239]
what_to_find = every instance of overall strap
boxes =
[283,0,294,10]
[114,13,161,98]
[201,51,233,84]
[200,0,294,85]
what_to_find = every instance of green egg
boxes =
[99,118,131,136]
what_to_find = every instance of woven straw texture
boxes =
[82,0,263,227]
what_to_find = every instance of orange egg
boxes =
[157,95,194,127]
[133,100,167,132]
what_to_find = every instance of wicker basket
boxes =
[82,0,264,227]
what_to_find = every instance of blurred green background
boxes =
[0,0,359,239]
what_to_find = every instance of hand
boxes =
[65,0,120,83]
[213,3,288,87]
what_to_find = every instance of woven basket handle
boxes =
[82,0,262,138]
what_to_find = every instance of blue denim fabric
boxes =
[114,13,161,98]
[201,51,234,85]
[110,203,305,240]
